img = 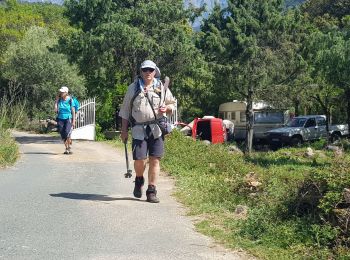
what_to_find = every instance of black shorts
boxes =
[132,131,164,160]
[57,118,72,141]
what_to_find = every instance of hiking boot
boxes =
[146,185,160,203]
[133,176,144,198]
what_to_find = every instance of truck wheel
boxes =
[291,136,302,147]
[269,143,279,151]
[331,132,341,143]
[227,133,234,142]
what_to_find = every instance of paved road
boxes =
[0,131,250,260]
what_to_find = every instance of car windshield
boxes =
[287,118,307,127]
[254,111,284,124]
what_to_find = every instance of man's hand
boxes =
[121,130,128,143]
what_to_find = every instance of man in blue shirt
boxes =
[55,86,76,154]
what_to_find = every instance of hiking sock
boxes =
[133,176,144,198]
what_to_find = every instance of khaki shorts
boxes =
[132,127,164,160]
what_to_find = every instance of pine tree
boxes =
[198,0,304,153]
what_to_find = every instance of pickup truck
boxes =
[266,115,349,147]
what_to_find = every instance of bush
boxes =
[0,96,22,167]
[162,131,350,259]
[339,138,350,152]
[95,123,106,141]
[310,138,328,150]
[1,26,86,119]
[0,129,19,167]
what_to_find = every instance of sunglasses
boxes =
[141,67,155,73]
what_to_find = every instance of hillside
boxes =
[186,0,306,8]
[285,0,306,7]
[23,0,306,8]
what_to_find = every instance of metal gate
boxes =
[71,98,96,141]
[168,99,178,126]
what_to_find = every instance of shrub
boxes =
[162,131,350,258]
[0,129,19,167]
[95,123,106,141]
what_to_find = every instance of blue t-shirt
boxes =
[57,97,74,120]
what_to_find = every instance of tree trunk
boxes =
[294,99,300,117]
[312,94,331,143]
[346,90,350,133]
[325,108,331,144]
[245,86,254,154]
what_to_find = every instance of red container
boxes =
[192,117,226,144]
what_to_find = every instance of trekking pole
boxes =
[124,141,132,178]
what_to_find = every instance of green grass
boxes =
[161,131,350,259]
[0,129,19,167]
[0,97,21,167]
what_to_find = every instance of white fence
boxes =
[71,98,96,141]
[168,99,178,126]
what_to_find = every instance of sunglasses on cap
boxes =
[141,67,155,73]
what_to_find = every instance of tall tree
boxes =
[302,0,350,128]
[1,26,86,119]
[62,0,212,127]
[198,0,305,153]
[0,0,77,110]
[307,27,350,130]
[302,0,350,21]
[0,0,73,64]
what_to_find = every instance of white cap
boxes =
[140,60,161,78]
[59,86,69,93]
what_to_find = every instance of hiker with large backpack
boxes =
[119,60,175,203]
[54,86,76,155]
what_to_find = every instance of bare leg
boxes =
[134,159,146,177]
[148,156,160,186]
[67,137,72,149]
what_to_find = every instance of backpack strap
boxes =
[59,96,74,113]
[145,93,158,121]
[129,78,142,127]
[68,96,76,113]
[129,77,166,127]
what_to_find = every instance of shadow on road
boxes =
[50,192,142,202]
[15,135,61,144]
[22,152,59,155]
